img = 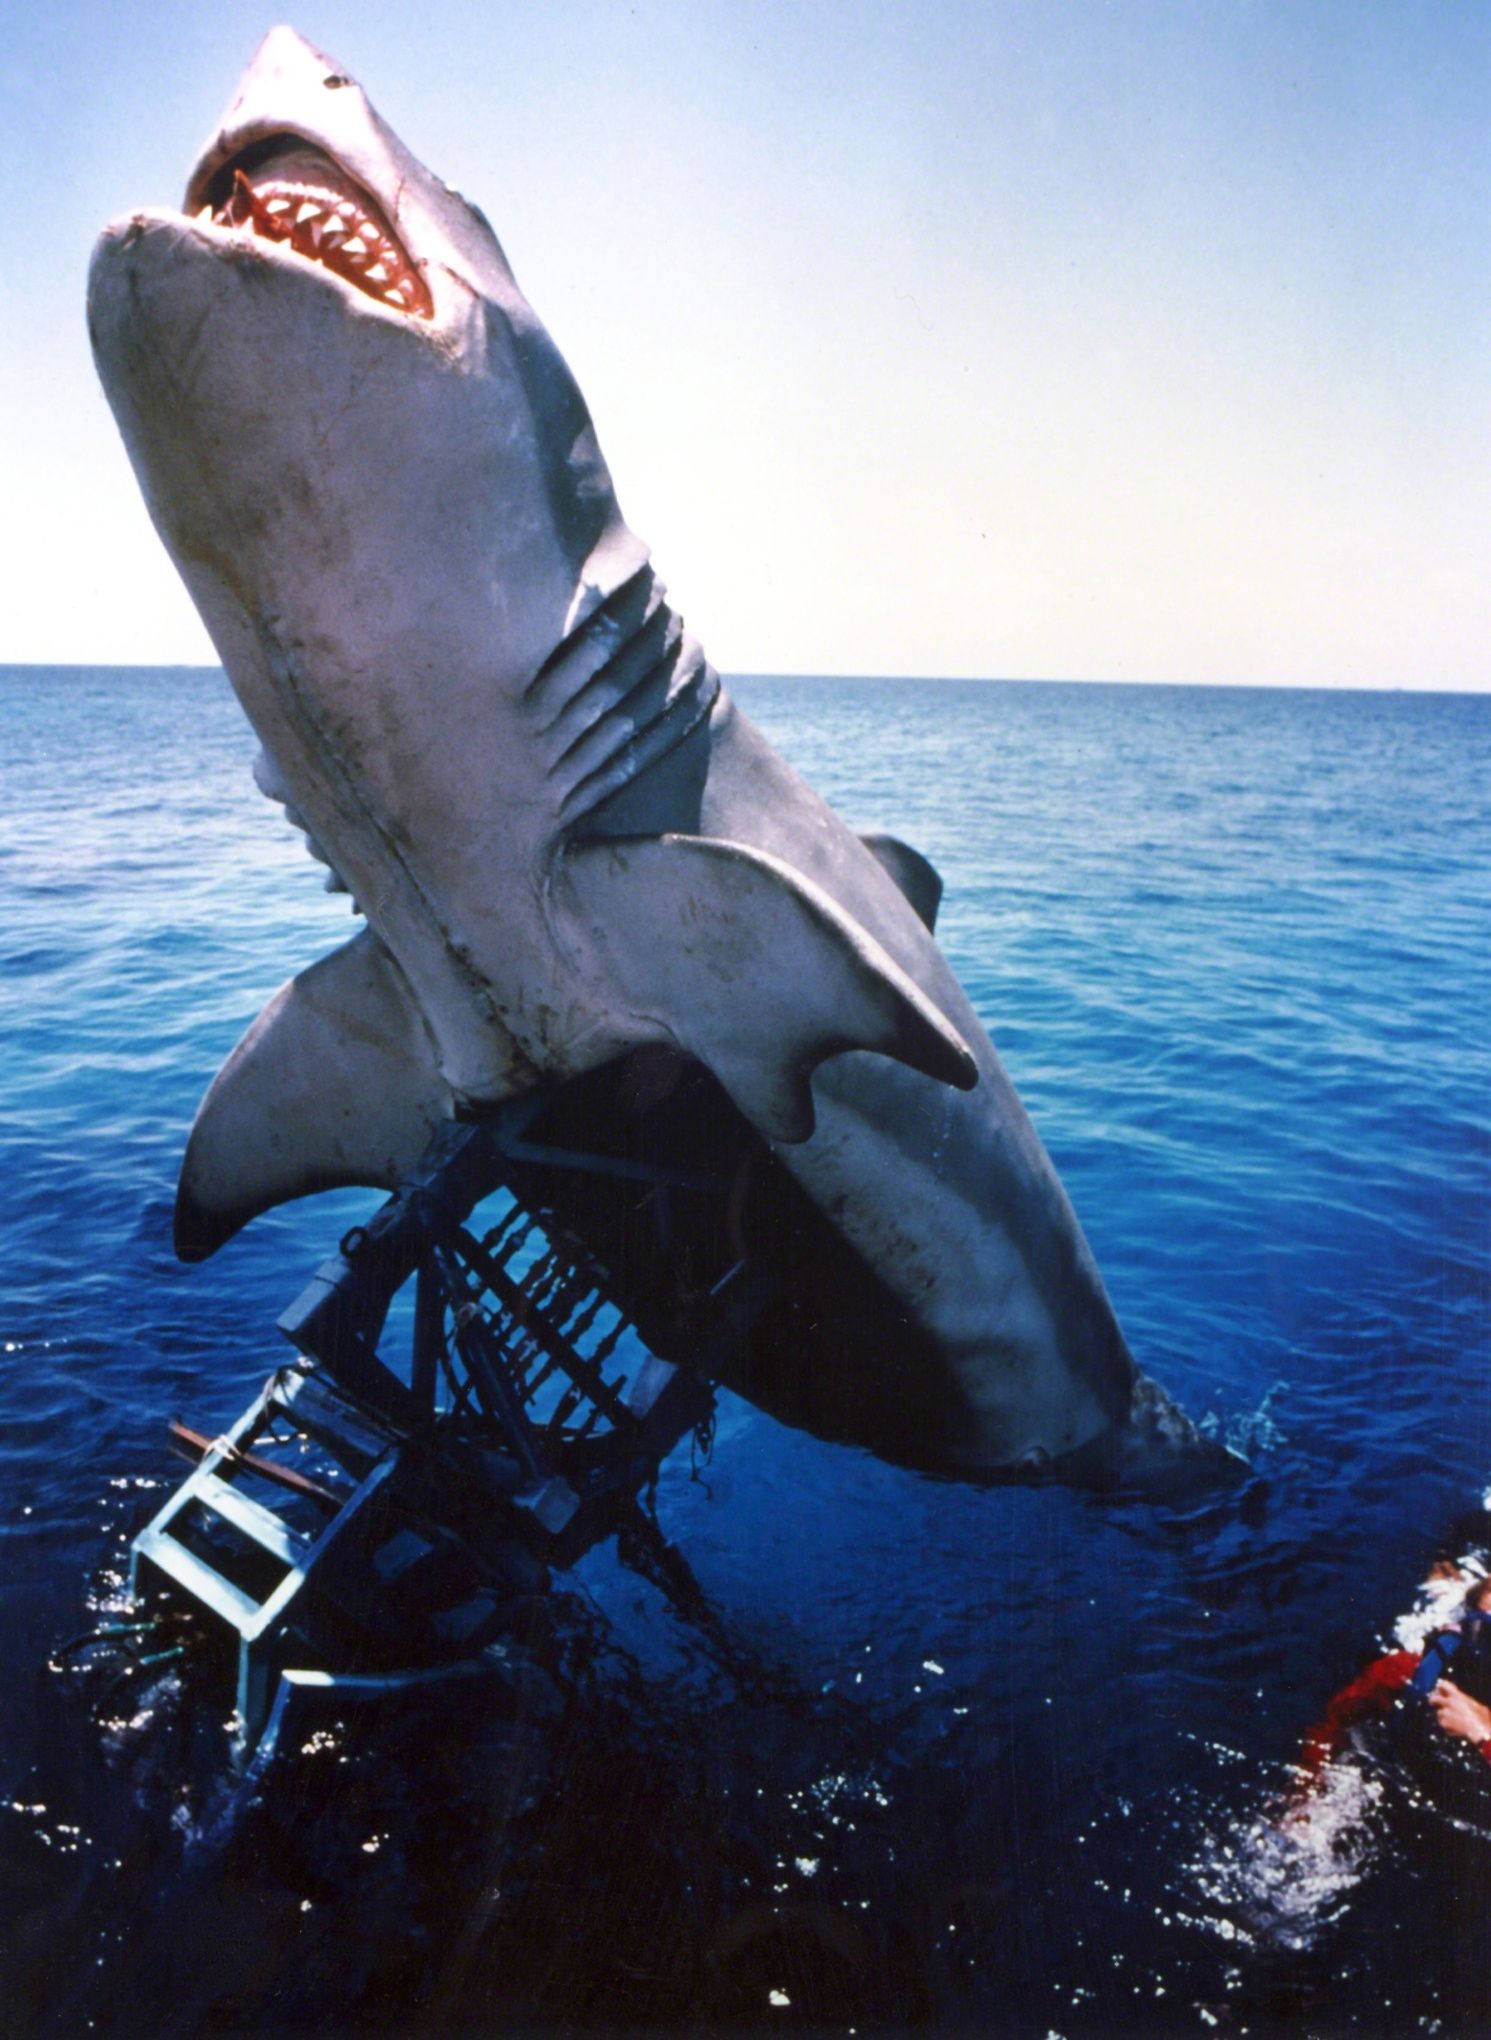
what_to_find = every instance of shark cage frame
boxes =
[126,1072,774,1760]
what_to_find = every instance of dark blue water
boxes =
[2,667,1488,2034]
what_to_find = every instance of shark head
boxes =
[88,24,715,1113]
[89,24,646,721]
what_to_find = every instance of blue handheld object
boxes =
[1411,1629,1463,1695]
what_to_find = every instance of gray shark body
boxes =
[89,28,1229,1487]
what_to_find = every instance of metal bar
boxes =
[543,1262,593,1339]
[453,1228,638,1434]
[564,1288,607,1348]
[435,1332,479,1420]
[432,1248,548,1483]
[586,1313,628,1373]
[134,1535,262,1633]
[272,1378,391,1479]
[196,1471,309,1568]
[278,1266,424,1428]
[482,1210,536,1265]
[243,1457,400,1642]
[410,1262,445,1411]
[167,1420,342,1511]
[498,1136,724,1194]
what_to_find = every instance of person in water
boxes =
[1421,1574,1491,1755]
[1428,1674,1491,1754]
[1298,1573,1491,1783]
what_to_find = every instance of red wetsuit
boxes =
[1298,1650,1419,1779]
[1299,1646,1491,1782]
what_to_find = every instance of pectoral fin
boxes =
[859,831,943,932]
[561,834,977,1144]
[174,929,451,1261]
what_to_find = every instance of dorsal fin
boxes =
[859,831,943,931]
[174,929,451,1261]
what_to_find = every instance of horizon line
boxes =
[2,660,1487,698]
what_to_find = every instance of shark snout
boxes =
[1056,1372,1251,1501]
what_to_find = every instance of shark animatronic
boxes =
[89,28,1233,1491]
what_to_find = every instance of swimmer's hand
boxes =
[1429,1679,1491,1747]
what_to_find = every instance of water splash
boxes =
[1186,1757,1385,1956]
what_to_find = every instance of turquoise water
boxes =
[2,667,1488,2032]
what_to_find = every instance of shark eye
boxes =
[201,136,431,318]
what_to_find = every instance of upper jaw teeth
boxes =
[208,165,432,318]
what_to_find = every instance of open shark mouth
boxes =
[199,136,432,318]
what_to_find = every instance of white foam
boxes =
[1186,1759,1384,1956]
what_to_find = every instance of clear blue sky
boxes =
[6,1,1488,686]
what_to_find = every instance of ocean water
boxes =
[1,666,1488,2034]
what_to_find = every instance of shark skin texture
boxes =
[88,26,1236,1492]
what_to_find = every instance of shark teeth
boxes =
[217,168,431,318]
